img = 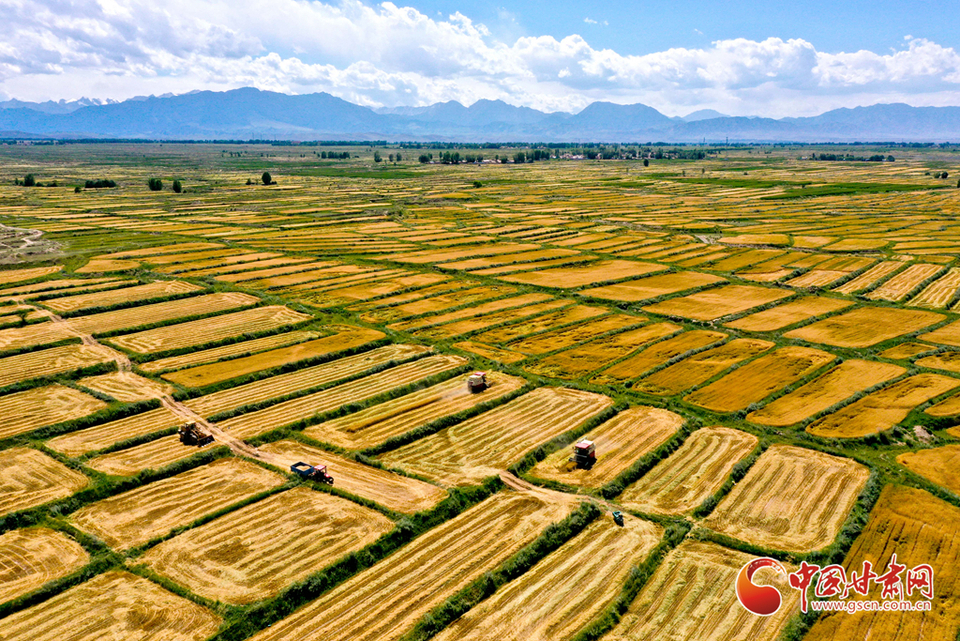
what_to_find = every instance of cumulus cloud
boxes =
[1,0,959,116]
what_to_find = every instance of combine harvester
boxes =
[178,422,214,447]
[291,462,335,485]
[466,371,488,393]
[570,439,597,470]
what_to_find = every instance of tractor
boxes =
[467,371,488,393]
[178,422,214,447]
[612,511,624,527]
[570,439,596,470]
[291,462,334,485]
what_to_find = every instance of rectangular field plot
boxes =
[529,406,682,488]
[525,322,682,380]
[915,351,960,373]
[0,570,220,641]
[704,445,869,553]
[724,296,853,332]
[75,371,173,402]
[865,263,944,302]
[161,325,384,387]
[432,516,662,641]
[217,354,466,439]
[107,305,312,354]
[0,448,88,517]
[500,260,665,289]
[259,440,447,513]
[582,271,726,302]
[807,373,960,438]
[389,293,554,333]
[684,346,835,413]
[785,307,945,348]
[247,492,572,641]
[506,314,641,355]
[182,344,431,418]
[619,426,757,515]
[380,387,612,486]
[70,458,284,549]
[633,339,773,396]
[0,344,113,389]
[46,407,181,457]
[805,485,960,641]
[605,541,797,641]
[0,384,106,440]
[85,434,210,476]
[471,304,607,345]
[897,444,960,495]
[304,371,526,449]
[0,528,88,604]
[919,318,960,347]
[591,329,726,384]
[412,299,569,340]
[909,267,960,308]
[642,285,792,321]
[747,359,906,427]
[140,329,323,374]
[42,280,203,313]
[359,286,516,324]
[142,487,393,604]
[832,260,906,295]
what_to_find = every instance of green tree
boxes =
[74,186,81,193]
[172,179,182,193]
[396,152,402,162]
[147,177,163,191]
[23,174,35,187]
[261,172,272,185]
[374,151,382,163]
[643,158,649,167]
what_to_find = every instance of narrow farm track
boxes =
[14,299,289,468]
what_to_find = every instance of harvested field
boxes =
[42,280,203,313]
[866,263,944,301]
[507,314,641,355]
[77,371,173,401]
[591,329,726,384]
[388,293,553,332]
[724,296,853,332]
[831,260,907,294]
[162,326,384,387]
[259,440,447,513]
[915,351,960,373]
[71,458,284,549]
[139,329,323,373]
[217,354,466,439]
[107,305,312,354]
[0,570,220,641]
[704,445,869,552]
[380,387,612,486]
[897,444,960,495]
[0,528,88,604]
[605,541,797,641]
[359,286,515,324]
[748,360,906,426]
[452,340,526,363]
[926,394,960,419]
[0,384,106,440]
[183,344,431,418]
[86,435,205,476]
[633,339,773,396]
[643,285,792,321]
[619,426,757,514]
[909,267,960,308]
[920,318,960,347]
[807,373,960,438]
[582,271,726,302]
[785,306,945,348]
[412,299,568,340]
[0,266,61,286]
[499,259,665,288]
[247,492,572,641]
[308,273,450,306]
[471,304,607,345]
[0,448,88,517]
[684,346,834,413]
[46,407,181,457]
[525,322,682,379]
[805,485,960,641]
[879,341,936,359]
[529,406,683,487]
[304,372,526,449]
[432,515,662,641]
[0,344,113,388]
[142,487,393,604]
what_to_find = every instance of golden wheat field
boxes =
[2,144,960,641]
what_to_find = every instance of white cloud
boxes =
[1,1,958,117]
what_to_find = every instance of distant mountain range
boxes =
[1,88,958,142]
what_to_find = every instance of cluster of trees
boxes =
[84,179,116,189]
[933,171,950,179]
[810,153,895,162]
[13,174,58,187]
[147,178,184,192]
[320,151,351,159]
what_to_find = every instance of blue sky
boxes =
[2,0,959,117]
